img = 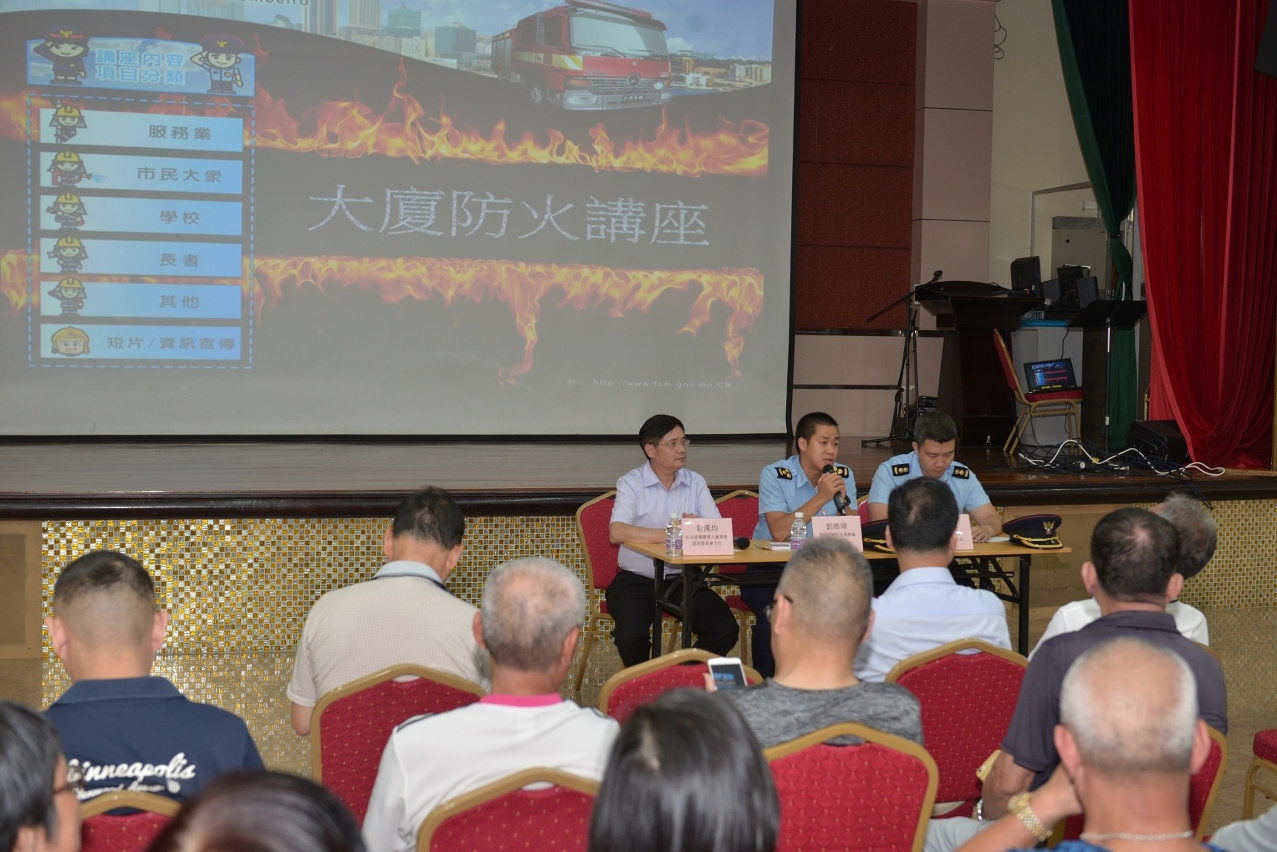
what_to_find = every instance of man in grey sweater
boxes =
[715,536,922,748]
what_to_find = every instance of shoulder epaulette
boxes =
[833,464,850,477]
[891,463,911,476]
[775,467,792,480]
[952,465,970,479]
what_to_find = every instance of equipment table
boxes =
[622,540,1072,657]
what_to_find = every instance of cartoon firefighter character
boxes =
[48,151,90,187]
[46,193,86,230]
[50,326,89,357]
[191,36,246,95]
[47,277,86,316]
[33,27,89,85]
[49,103,87,144]
[48,236,87,273]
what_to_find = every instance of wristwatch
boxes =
[1008,791,1052,842]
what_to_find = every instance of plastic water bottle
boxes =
[790,512,807,551]
[666,513,683,556]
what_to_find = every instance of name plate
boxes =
[682,517,735,556]
[954,514,975,552]
[811,516,863,552]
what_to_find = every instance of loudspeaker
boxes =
[1011,256,1041,293]
[1258,0,1277,78]
[1128,420,1189,464]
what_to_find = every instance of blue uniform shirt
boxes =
[753,455,854,539]
[866,451,991,513]
[46,676,264,804]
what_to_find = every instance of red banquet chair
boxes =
[312,663,485,823]
[416,768,598,852]
[884,638,1028,817]
[570,491,681,697]
[80,790,181,852]
[1245,728,1277,818]
[993,328,1083,457]
[765,722,938,852]
[597,648,762,725]
[1058,726,1228,842]
[714,489,763,665]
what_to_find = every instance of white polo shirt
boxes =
[1030,598,1209,658]
[361,694,619,852]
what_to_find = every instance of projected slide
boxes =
[0,1,796,435]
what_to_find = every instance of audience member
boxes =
[715,536,922,748]
[867,412,1002,542]
[607,414,738,667]
[589,689,778,852]
[744,411,854,677]
[289,487,487,735]
[44,551,262,804]
[149,771,364,852]
[362,558,618,852]
[955,638,1218,852]
[854,478,1010,682]
[1210,797,1277,851]
[981,508,1227,820]
[1032,494,1215,655]
[0,701,80,852]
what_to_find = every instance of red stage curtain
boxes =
[1131,0,1277,467]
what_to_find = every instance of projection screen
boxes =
[0,0,797,435]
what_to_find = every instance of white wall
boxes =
[988,0,1092,286]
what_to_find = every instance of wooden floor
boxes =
[0,437,1273,518]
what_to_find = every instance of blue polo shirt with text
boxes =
[753,455,855,539]
[866,451,991,513]
[45,676,263,804]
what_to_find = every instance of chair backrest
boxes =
[417,768,598,852]
[314,664,485,823]
[576,492,620,592]
[715,489,760,537]
[81,791,180,852]
[992,329,1026,399]
[1060,725,1228,842]
[765,722,938,852]
[597,648,763,724]
[857,498,870,524]
[885,639,1027,805]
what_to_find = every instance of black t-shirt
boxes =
[1001,610,1227,789]
[46,676,264,803]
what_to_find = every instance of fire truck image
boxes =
[492,0,672,110]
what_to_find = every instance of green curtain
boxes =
[1051,0,1140,447]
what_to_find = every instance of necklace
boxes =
[1080,831,1195,842]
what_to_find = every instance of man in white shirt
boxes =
[1030,493,1215,656]
[362,557,619,852]
[854,478,1011,682]
[607,414,738,666]
[288,487,488,736]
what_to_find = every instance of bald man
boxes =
[955,637,1219,852]
[44,550,262,804]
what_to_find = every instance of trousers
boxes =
[605,568,740,668]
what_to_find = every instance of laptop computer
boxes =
[1023,358,1078,392]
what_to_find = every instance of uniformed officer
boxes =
[866,412,1002,542]
[742,411,854,677]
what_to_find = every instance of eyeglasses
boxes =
[658,438,692,449]
[52,763,85,798]
[764,594,793,621]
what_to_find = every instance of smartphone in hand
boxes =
[707,656,747,690]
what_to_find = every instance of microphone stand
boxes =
[862,272,939,447]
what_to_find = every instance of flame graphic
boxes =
[2,67,768,176]
[2,248,761,380]
[253,256,763,382]
[255,62,768,176]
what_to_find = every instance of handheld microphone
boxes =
[822,464,850,516]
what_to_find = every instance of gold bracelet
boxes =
[1008,792,1052,842]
